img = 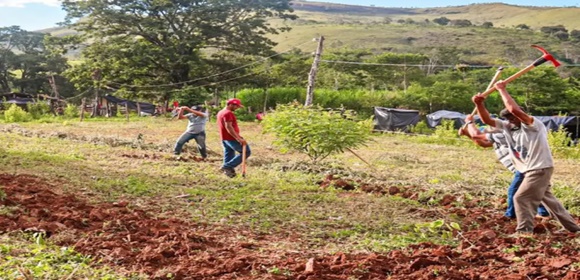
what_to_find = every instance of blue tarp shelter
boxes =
[426,109,579,139]
[426,110,467,129]
[103,94,156,115]
[0,93,36,105]
[536,116,579,139]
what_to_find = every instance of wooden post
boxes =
[136,102,141,117]
[305,36,324,106]
[263,89,268,113]
[125,103,129,121]
[48,75,60,115]
[91,69,102,117]
[80,98,86,122]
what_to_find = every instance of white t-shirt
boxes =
[494,117,553,173]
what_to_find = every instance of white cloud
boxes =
[0,0,61,8]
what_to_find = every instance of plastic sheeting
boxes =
[373,107,420,132]
[426,110,467,129]
[103,94,156,115]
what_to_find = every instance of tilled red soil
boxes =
[1,173,579,279]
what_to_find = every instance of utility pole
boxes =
[305,36,324,106]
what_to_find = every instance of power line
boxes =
[321,60,580,68]
[138,70,266,95]
[321,59,491,68]
[108,40,315,90]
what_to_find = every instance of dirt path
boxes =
[1,174,579,279]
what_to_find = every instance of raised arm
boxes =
[178,106,207,119]
[472,94,496,128]
[460,115,493,148]
[494,80,534,125]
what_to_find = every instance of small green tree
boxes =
[263,104,373,162]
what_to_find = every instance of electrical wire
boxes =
[320,59,580,68]
[137,70,266,95]
[108,40,315,89]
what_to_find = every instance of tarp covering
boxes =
[426,110,467,129]
[0,97,36,105]
[536,116,579,139]
[373,107,420,132]
[103,94,156,115]
[0,93,36,105]
[536,116,577,130]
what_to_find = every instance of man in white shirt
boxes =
[472,80,579,234]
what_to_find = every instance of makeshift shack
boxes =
[0,93,35,107]
[373,107,420,132]
[426,110,467,129]
[102,94,157,116]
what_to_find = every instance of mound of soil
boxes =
[1,174,579,279]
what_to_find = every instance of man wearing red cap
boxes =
[216,98,251,178]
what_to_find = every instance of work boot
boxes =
[220,167,236,178]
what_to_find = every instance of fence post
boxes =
[125,103,129,121]
[80,98,86,122]
[305,36,324,106]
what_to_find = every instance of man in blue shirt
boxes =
[174,105,209,160]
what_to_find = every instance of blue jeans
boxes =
[222,140,251,169]
[505,171,549,218]
[174,131,207,158]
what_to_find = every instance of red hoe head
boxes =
[531,45,561,68]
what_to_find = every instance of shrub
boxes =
[27,101,52,119]
[433,17,450,26]
[515,24,530,30]
[571,29,580,41]
[4,104,32,122]
[432,120,463,145]
[410,121,433,135]
[64,104,80,118]
[263,104,373,162]
[481,22,493,28]
[547,126,579,159]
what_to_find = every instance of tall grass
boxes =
[237,87,400,118]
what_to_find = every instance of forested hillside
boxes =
[2,0,580,117]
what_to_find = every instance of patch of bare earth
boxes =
[1,174,579,279]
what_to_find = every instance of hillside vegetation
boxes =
[268,2,580,64]
[40,1,580,65]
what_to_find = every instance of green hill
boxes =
[36,1,580,65]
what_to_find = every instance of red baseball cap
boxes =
[227,98,244,107]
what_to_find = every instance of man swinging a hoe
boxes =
[472,80,580,235]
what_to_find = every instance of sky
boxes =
[0,0,578,31]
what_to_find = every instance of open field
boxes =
[1,117,579,279]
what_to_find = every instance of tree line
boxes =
[1,0,580,117]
